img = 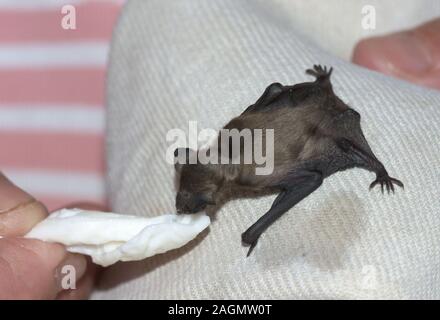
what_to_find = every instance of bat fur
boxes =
[174,65,404,256]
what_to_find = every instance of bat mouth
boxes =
[176,202,207,214]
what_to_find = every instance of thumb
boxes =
[0,173,47,237]
[352,18,440,90]
[0,172,88,299]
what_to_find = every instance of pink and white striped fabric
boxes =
[0,0,124,211]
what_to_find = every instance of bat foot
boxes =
[306,65,333,79]
[369,174,404,194]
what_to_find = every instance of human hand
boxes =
[0,173,100,299]
[352,18,440,90]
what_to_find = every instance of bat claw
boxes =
[242,232,259,257]
[369,174,404,194]
[246,240,258,257]
[306,64,333,79]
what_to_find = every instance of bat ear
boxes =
[174,148,196,172]
[174,148,187,173]
[174,147,192,160]
[174,147,186,158]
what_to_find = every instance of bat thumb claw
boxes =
[246,241,258,257]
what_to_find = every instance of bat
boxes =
[174,65,404,256]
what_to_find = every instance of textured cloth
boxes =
[95,0,440,299]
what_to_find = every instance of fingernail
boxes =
[380,32,433,75]
[0,173,48,237]
[0,198,36,215]
[0,173,33,214]
[54,253,87,293]
[0,198,47,237]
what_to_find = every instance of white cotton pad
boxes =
[25,208,211,267]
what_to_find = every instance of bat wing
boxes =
[334,109,375,157]
[333,111,404,192]
[287,65,335,107]
[243,65,335,114]
[242,82,284,114]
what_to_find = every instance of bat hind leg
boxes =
[241,170,323,257]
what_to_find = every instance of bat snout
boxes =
[176,191,208,214]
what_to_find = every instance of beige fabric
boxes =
[94,0,440,299]
[271,0,440,59]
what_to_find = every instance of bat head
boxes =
[174,148,221,214]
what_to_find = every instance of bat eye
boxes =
[176,191,190,202]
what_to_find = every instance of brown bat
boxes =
[174,65,404,256]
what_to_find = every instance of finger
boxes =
[352,18,440,90]
[65,202,109,211]
[0,238,87,299]
[0,173,48,237]
[54,201,107,299]
[54,253,88,294]
[56,258,100,300]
